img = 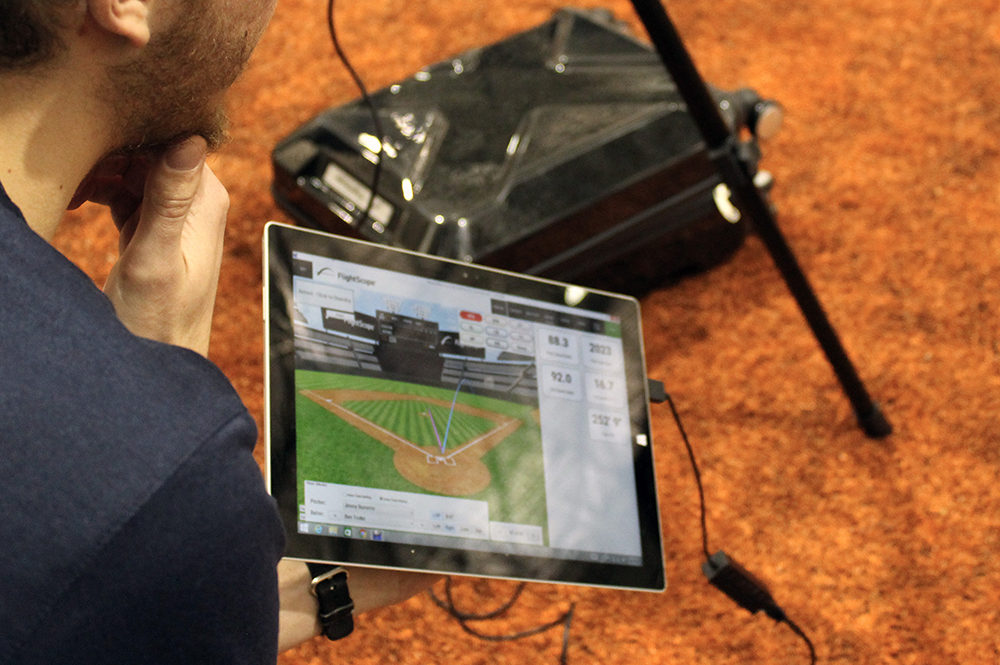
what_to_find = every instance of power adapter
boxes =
[702,550,786,622]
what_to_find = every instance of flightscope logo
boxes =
[337,273,376,287]
[316,267,376,287]
[316,268,375,286]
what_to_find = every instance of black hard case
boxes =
[272,8,764,295]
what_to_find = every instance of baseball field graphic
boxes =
[295,370,548,534]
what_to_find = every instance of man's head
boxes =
[0,0,77,70]
[105,0,276,154]
[1,0,277,154]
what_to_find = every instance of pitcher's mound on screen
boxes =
[301,389,522,496]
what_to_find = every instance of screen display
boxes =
[265,223,664,591]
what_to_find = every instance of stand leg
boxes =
[629,0,892,438]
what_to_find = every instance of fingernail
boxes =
[165,137,207,171]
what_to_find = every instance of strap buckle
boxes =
[309,565,354,640]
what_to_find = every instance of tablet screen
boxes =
[265,223,664,591]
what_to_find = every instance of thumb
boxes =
[129,136,209,249]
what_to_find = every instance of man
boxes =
[0,1,434,662]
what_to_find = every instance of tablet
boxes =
[264,222,664,591]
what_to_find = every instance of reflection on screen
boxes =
[290,251,642,566]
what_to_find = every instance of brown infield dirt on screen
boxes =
[301,389,523,496]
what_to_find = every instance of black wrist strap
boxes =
[307,563,354,640]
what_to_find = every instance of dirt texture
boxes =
[57,0,1000,662]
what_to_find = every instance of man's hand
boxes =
[277,559,442,653]
[345,565,444,616]
[90,137,229,356]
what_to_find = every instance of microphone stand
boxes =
[628,0,892,438]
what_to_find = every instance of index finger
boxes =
[72,155,152,230]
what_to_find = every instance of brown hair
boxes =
[0,1,76,70]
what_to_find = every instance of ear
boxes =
[86,0,153,48]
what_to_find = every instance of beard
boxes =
[102,4,257,157]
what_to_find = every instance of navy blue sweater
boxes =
[0,182,284,664]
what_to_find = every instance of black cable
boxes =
[326,0,384,227]
[784,616,818,665]
[661,390,817,664]
[663,392,711,561]
[427,579,575,665]
[431,577,528,621]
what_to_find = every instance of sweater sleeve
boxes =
[12,412,286,665]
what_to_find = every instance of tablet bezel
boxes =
[265,222,664,591]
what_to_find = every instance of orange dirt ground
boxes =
[57,0,1000,661]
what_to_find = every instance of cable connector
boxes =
[648,379,667,404]
[702,551,786,622]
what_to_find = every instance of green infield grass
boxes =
[294,370,548,534]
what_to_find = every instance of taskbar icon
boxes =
[297,522,388,541]
[298,521,339,536]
